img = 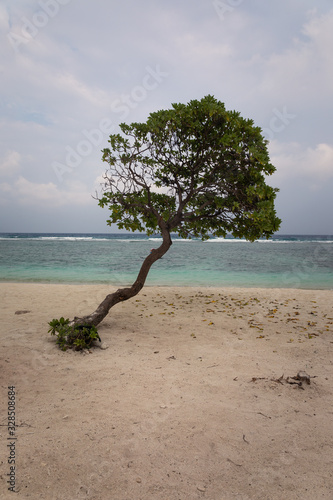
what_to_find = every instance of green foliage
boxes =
[48,317,101,351]
[99,95,281,241]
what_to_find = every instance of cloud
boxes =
[303,8,333,63]
[52,72,112,110]
[0,150,21,176]
[270,140,333,186]
[304,143,333,179]
[259,9,333,105]
[0,4,9,31]
[0,176,93,207]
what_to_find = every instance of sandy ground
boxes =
[0,283,333,500]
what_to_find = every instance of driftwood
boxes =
[251,371,313,389]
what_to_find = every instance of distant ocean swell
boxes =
[0,233,332,289]
[1,233,333,243]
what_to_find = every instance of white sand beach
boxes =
[1,283,333,499]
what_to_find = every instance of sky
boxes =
[1,0,333,235]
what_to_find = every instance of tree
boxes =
[55,95,281,340]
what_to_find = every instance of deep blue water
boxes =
[0,233,332,289]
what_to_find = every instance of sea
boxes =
[0,233,332,290]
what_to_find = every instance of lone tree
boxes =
[50,95,281,347]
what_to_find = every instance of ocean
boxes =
[0,233,332,290]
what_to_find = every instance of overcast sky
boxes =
[1,0,332,234]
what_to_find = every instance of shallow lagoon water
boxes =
[0,233,332,289]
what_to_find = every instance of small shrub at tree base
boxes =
[48,317,101,351]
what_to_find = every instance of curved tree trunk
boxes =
[70,228,172,328]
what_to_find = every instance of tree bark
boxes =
[70,228,172,328]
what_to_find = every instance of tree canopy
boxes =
[49,96,281,340]
[99,95,281,242]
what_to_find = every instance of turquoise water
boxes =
[0,233,332,289]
